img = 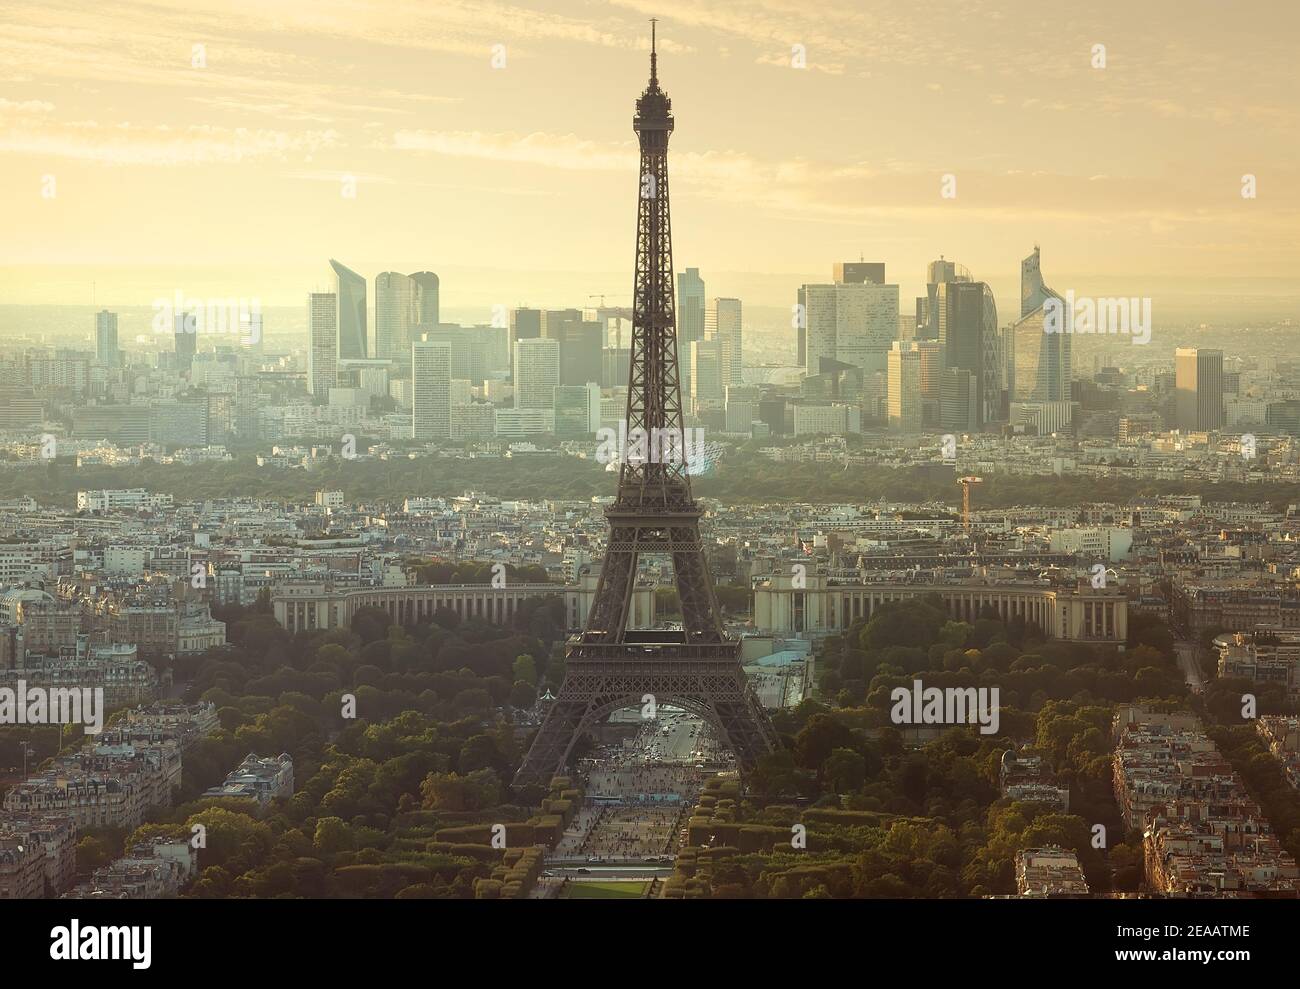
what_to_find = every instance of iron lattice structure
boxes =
[514,31,779,789]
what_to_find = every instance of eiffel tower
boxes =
[514,24,779,789]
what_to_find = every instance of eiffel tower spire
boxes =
[514,31,778,791]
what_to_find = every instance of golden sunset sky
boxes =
[1,0,1296,314]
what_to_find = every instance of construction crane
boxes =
[958,476,983,537]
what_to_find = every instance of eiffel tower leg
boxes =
[514,691,593,789]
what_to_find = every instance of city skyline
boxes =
[2,0,1300,930]
[2,1,1298,312]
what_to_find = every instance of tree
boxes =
[512,654,537,685]
[824,747,866,794]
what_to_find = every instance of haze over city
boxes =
[2,0,1298,316]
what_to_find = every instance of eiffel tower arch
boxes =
[514,26,779,790]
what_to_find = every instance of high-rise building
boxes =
[914,339,942,427]
[800,265,899,375]
[1021,245,1053,318]
[513,337,560,410]
[938,280,999,427]
[174,313,196,374]
[1010,247,1071,406]
[411,341,452,440]
[916,258,971,340]
[306,292,338,400]
[541,309,603,386]
[705,297,743,387]
[508,307,542,379]
[410,272,439,328]
[940,367,978,432]
[94,310,119,368]
[677,268,705,345]
[833,261,885,285]
[887,342,923,431]
[1175,348,1224,431]
[330,259,367,360]
[374,272,416,362]
[553,382,601,438]
[689,338,725,414]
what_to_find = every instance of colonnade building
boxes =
[272,573,655,634]
[752,570,1127,642]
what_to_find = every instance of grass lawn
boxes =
[563,880,649,899]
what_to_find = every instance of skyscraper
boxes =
[677,268,705,345]
[513,337,560,410]
[916,258,970,340]
[95,310,119,368]
[704,297,742,387]
[1021,245,1052,318]
[833,261,885,285]
[410,271,440,328]
[411,341,452,440]
[330,259,367,360]
[174,312,196,374]
[374,272,415,361]
[1175,348,1224,431]
[800,265,899,375]
[938,279,999,426]
[541,309,603,386]
[940,367,978,432]
[553,382,601,438]
[689,338,725,414]
[887,342,923,431]
[306,292,338,401]
[508,307,542,380]
[1010,247,1071,405]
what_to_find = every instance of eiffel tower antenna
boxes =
[514,29,778,791]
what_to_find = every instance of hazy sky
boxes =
[2,0,1297,313]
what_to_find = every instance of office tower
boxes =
[330,259,367,360]
[689,338,725,414]
[1021,245,1054,318]
[374,272,416,361]
[411,341,452,440]
[799,265,899,375]
[937,280,999,427]
[1175,348,1224,431]
[705,297,743,387]
[94,310,119,368]
[724,384,761,434]
[602,346,631,388]
[1010,308,1071,404]
[72,404,151,443]
[553,382,601,438]
[677,268,705,345]
[887,342,923,431]
[450,402,496,441]
[418,325,478,382]
[541,309,603,386]
[513,337,560,409]
[833,261,885,285]
[306,292,338,400]
[940,367,978,432]
[508,307,542,379]
[918,258,971,339]
[172,312,197,375]
[913,339,942,427]
[410,272,439,327]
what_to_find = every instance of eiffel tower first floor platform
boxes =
[512,632,781,790]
